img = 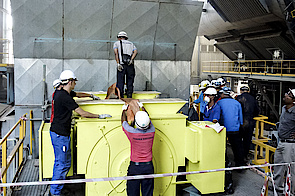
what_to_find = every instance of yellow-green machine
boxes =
[39,96,226,195]
[75,91,161,100]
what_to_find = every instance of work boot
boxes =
[225,182,234,195]
[49,191,60,196]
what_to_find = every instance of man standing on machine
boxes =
[114,31,137,98]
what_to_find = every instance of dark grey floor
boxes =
[11,159,49,196]
[12,147,273,196]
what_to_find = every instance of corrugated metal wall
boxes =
[11,0,203,158]
[12,0,202,61]
[12,0,203,102]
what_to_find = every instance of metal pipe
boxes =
[197,36,201,81]
[30,110,33,155]
[42,64,46,121]
[279,82,282,115]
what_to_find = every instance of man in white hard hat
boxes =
[114,31,138,98]
[50,78,100,124]
[218,86,244,167]
[236,86,259,161]
[218,86,244,194]
[273,89,295,195]
[203,87,220,123]
[49,70,111,196]
[121,100,155,196]
[193,80,210,120]
[50,79,62,123]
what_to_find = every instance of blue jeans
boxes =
[50,131,71,195]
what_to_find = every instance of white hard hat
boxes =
[289,88,295,98]
[217,78,226,86]
[199,80,210,90]
[53,79,61,89]
[211,80,221,88]
[240,85,250,91]
[59,70,77,84]
[117,31,128,38]
[135,111,150,130]
[204,87,217,95]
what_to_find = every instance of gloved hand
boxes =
[117,63,123,72]
[122,104,129,111]
[98,114,112,119]
[91,94,100,100]
[128,59,133,65]
[137,102,143,108]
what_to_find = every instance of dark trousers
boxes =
[117,63,135,98]
[240,119,255,159]
[200,113,204,121]
[127,162,154,196]
[227,132,245,166]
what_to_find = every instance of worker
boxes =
[218,86,244,167]
[217,77,226,88]
[50,79,62,123]
[218,86,244,194]
[106,83,121,99]
[114,31,138,98]
[193,80,210,120]
[49,70,111,196]
[236,86,259,160]
[273,89,295,195]
[210,79,223,102]
[50,78,100,123]
[203,87,220,123]
[121,101,155,196]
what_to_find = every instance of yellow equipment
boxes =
[39,98,225,195]
[74,91,161,100]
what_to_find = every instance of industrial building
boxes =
[1,0,294,195]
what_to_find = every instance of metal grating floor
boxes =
[11,159,48,196]
[11,159,85,196]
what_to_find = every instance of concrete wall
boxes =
[191,36,230,84]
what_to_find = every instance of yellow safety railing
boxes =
[252,115,276,195]
[202,60,295,77]
[252,115,276,165]
[0,112,32,196]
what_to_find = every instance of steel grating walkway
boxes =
[12,159,48,196]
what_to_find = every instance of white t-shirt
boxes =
[113,40,137,64]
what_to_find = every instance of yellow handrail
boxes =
[0,113,28,196]
[202,60,295,77]
[252,115,277,196]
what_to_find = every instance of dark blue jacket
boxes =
[203,103,221,122]
[218,97,243,132]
